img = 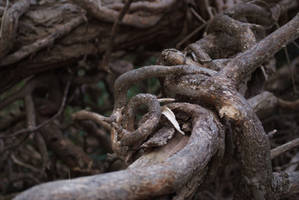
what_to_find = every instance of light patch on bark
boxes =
[219,105,241,120]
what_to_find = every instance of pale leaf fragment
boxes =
[161,106,185,135]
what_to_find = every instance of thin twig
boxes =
[0,81,71,139]
[176,23,206,48]
[100,0,134,72]
[72,110,112,131]
[11,153,40,173]
[271,138,299,159]
[190,7,207,24]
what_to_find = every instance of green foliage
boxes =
[127,85,141,99]
[147,78,160,94]
[64,105,82,123]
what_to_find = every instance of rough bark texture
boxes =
[0,0,299,200]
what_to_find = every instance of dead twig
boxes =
[271,138,299,159]
[0,81,71,139]
[100,0,134,72]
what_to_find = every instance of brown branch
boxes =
[11,154,40,173]
[24,94,48,172]
[208,14,257,52]
[0,16,85,66]
[271,138,299,159]
[72,110,112,131]
[0,1,186,94]
[161,12,299,198]
[248,91,278,119]
[278,99,299,111]
[286,152,299,172]
[107,0,176,13]
[113,65,216,110]
[221,13,299,85]
[0,81,70,139]
[100,0,134,72]
[165,77,275,198]
[266,56,299,92]
[248,91,299,118]
[14,103,224,200]
[224,2,273,26]
[0,0,31,59]
[38,119,96,172]
[7,1,299,199]
[112,94,161,160]
[31,80,96,172]
[0,77,38,110]
[120,94,161,146]
[70,0,162,28]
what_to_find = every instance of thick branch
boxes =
[113,65,216,110]
[165,76,274,199]
[14,104,224,200]
[0,0,31,58]
[107,0,176,13]
[221,13,299,85]
[70,0,163,28]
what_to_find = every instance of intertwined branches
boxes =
[0,0,298,200]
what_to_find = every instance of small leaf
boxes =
[161,106,185,135]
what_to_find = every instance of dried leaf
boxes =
[158,98,175,103]
[161,106,185,135]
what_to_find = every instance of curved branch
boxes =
[224,3,273,26]
[107,0,176,13]
[14,104,224,200]
[165,74,274,198]
[113,65,216,110]
[72,110,112,131]
[120,94,161,147]
[221,13,299,85]
[0,0,31,58]
[70,0,163,28]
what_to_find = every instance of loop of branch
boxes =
[120,93,161,147]
[72,110,112,131]
[157,11,299,199]
[113,65,216,110]
[6,1,299,199]
[15,103,225,200]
